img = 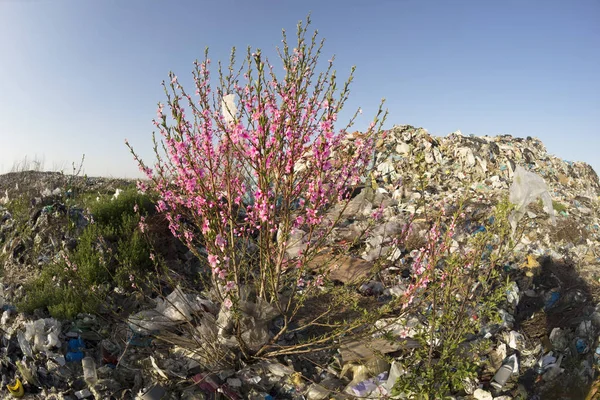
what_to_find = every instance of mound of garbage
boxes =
[0,126,599,399]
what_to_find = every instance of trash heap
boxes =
[372,125,600,282]
[0,172,136,301]
[0,126,599,399]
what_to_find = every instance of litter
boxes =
[508,166,556,234]
[0,124,599,399]
[139,383,166,400]
[82,356,98,385]
[491,354,518,390]
[473,388,493,400]
[6,378,24,398]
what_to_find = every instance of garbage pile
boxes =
[372,125,600,283]
[0,126,599,399]
[0,172,137,302]
[373,126,600,200]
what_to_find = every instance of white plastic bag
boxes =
[128,309,176,334]
[128,287,216,334]
[156,286,215,322]
[23,318,62,353]
[508,166,556,234]
[221,93,237,124]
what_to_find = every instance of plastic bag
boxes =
[128,287,216,334]
[382,361,405,393]
[221,93,237,124]
[346,371,389,397]
[17,331,34,358]
[155,286,215,322]
[508,166,556,234]
[215,298,278,352]
[506,281,520,306]
[128,309,178,334]
[23,318,62,353]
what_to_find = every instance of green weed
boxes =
[19,187,156,319]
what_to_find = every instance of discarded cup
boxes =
[64,337,86,363]
[6,378,24,397]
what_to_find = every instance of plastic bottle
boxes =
[491,354,517,390]
[82,357,98,385]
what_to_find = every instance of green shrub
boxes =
[88,188,154,229]
[19,188,156,319]
[19,261,101,320]
[391,199,514,398]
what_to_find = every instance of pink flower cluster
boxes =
[128,48,377,293]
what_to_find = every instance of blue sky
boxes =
[1,0,598,178]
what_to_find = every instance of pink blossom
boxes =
[207,254,219,269]
[139,216,147,233]
[225,281,236,292]
[371,205,384,221]
[202,219,210,234]
[216,268,226,280]
[223,298,233,309]
[215,234,227,251]
[313,275,324,287]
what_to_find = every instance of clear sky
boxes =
[1,0,598,178]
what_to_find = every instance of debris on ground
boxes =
[1,125,600,399]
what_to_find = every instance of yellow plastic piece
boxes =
[522,254,541,276]
[290,372,303,386]
[7,378,24,397]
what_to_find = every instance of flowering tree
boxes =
[127,17,386,356]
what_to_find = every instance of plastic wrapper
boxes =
[346,371,388,397]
